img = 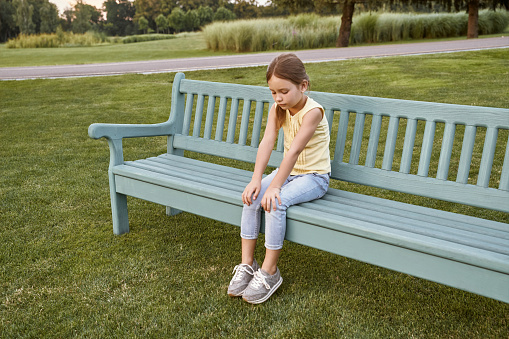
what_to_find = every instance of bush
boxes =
[120,34,175,44]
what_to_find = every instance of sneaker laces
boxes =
[250,270,270,290]
[231,263,255,283]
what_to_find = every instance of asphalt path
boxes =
[1,36,508,80]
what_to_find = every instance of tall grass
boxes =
[204,10,509,52]
[6,31,177,49]
[6,30,109,48]
[203,14,338,52]
[351,12,468,43]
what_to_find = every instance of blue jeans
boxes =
[240,169,330,250]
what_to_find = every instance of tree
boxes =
[138,15,149,33]
[62,7,73,31]
[197,5,214,26]
[337,0,355,47]
[168,7,184,32]
[134,0,177,31]
[467,0,479,38]
[270,0,314,13]
[213,6,236,21]
[104,0,136,36]
[0,0,17,42]
[13,0,35,34]
[183,9,200,31]
[233,0,260,19]
[155,13,168,33]
[39,1,59,33]
[71,0,101,33]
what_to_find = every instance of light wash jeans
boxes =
[240,169,330,250]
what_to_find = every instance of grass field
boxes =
[1,49,508,337]
[0,32,234,68]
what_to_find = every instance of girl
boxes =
[228,53,331,304]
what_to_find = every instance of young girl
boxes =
[228,53,331,304]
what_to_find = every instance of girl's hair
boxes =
[266,53,310,129]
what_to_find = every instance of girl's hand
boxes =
[242,180,261,206]
[261,186,281,212]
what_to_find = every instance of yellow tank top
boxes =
[281,97,331,175]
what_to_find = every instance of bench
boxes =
[89,72,509,303]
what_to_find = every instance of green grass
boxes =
[1,50,508,337]
[0,32,234,68]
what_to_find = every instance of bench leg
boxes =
[109,171,129,235]
[111,192,129,235]
[166,206,183,216]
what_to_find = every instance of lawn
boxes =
[0,32,234,68]
[1,49,508,337]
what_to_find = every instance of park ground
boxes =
[0,37,508,337]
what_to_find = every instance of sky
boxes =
[49,0,103,14]
[49,0,270,14]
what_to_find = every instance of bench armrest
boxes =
[88,120,176,170]
[88,120,174,140]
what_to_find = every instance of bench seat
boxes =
[113,153,509,302]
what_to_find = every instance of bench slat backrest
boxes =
[169,74,284,167]
[168,73,509,213]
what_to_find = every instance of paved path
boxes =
[1,37,508,80]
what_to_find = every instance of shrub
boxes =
[120,34,175,44]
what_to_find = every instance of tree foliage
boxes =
[104,0,136,36]
[155,13,168,33]
[39,1,59,33]
[13,0,35,34]
[214,6,237,21]
[2,0,60,41]
[71,0,101,34]
[1,0,17,41]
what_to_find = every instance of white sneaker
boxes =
[242,268,283,304]
[227,259,260,297]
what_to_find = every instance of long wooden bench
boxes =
[89,72,509,303]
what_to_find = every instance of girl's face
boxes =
[268,75,308,115]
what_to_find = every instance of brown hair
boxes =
[266,53,310,129]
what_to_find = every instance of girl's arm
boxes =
[261,107,323,212]
[242,104,279,206]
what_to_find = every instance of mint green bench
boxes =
[89,72,509,303]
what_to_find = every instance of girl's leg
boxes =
[242,173,329,304]
[262,173,329,270]
[229,171,279,297]
[241,238,257,266]
[239,170,279,264]
[261,249,281,275]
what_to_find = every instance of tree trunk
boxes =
[336,0,355,48]
[467,0,479,39]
